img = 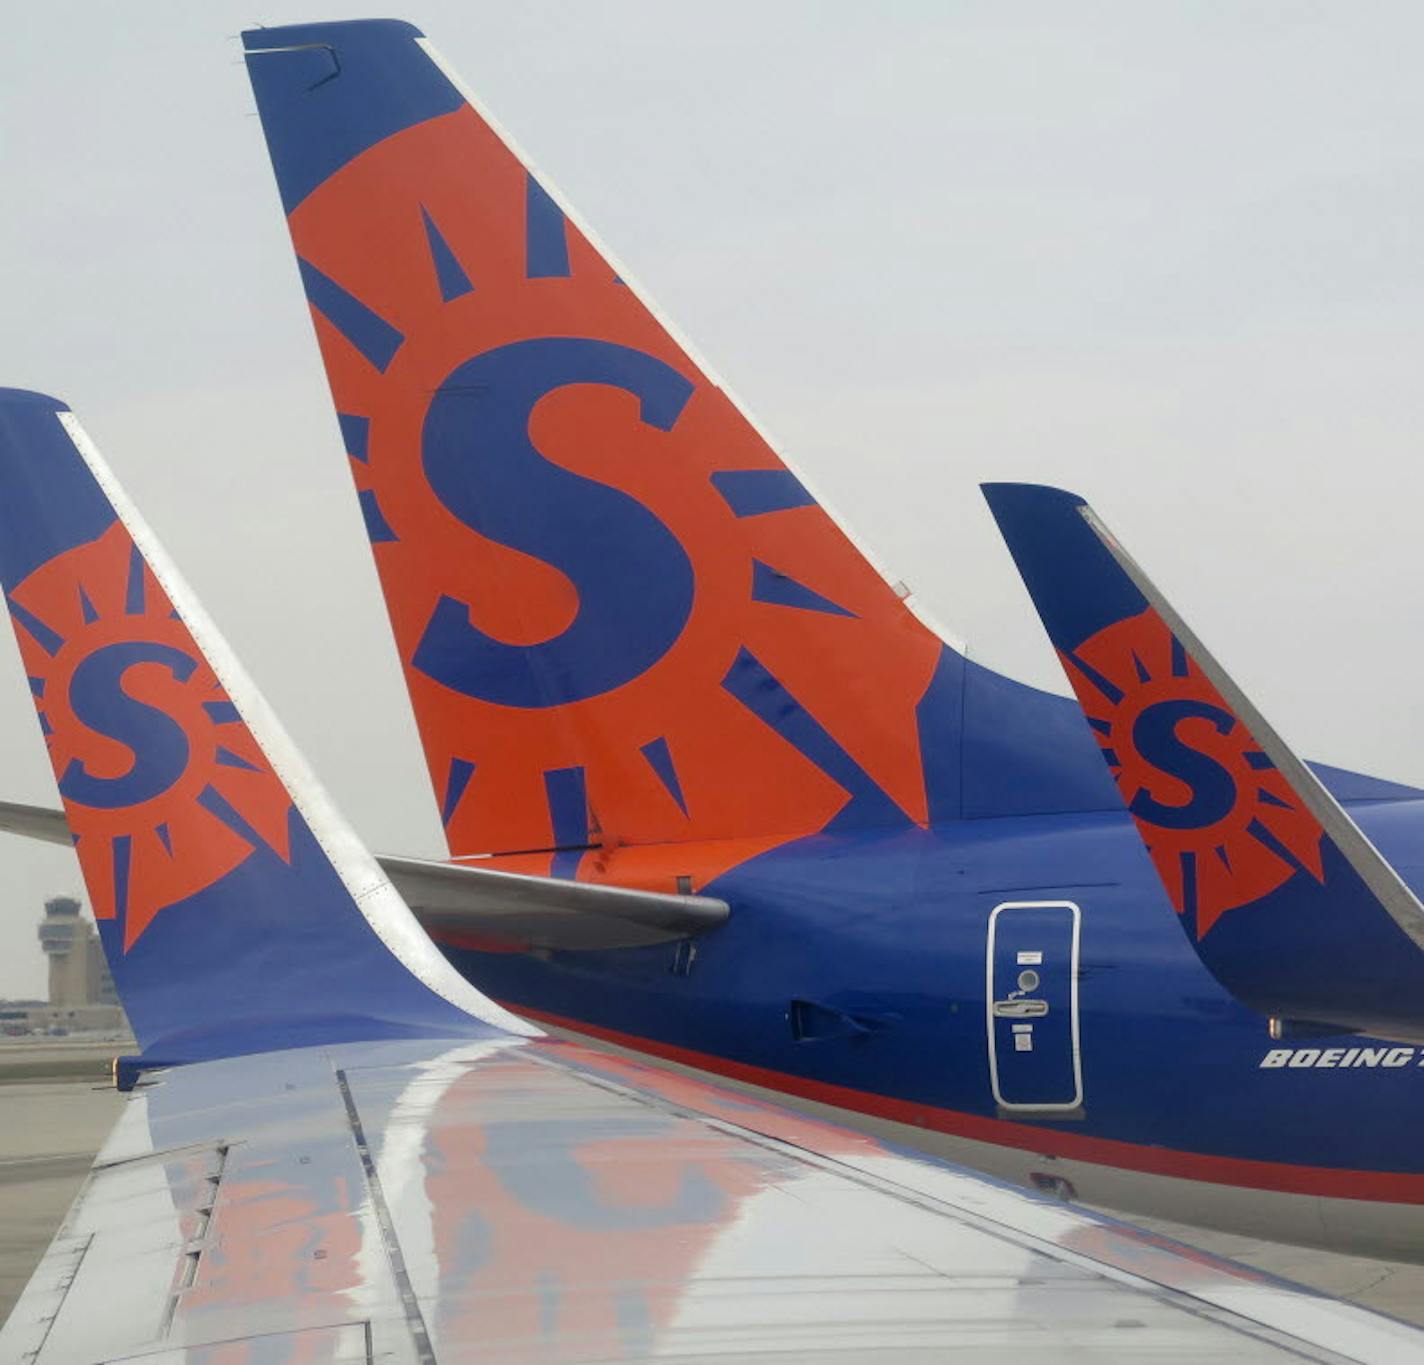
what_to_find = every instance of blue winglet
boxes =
[984,481,1424,1041]
[0,393,534,1063]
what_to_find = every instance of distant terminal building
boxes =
[24,895,127,1035]
[0,1000,43,1037]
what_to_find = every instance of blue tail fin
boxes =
[0,389,535,1062]
[984,481,1424,1040]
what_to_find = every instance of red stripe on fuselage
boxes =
[508,1000,1424,1205]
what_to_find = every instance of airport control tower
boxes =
[37,895,117,1009]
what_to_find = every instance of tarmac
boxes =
[0,1041,127,1319]
[3,1038,1423,1330]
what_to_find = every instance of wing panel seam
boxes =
[18,1232,93,1364]
[334,1067,438,1365]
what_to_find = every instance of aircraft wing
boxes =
[10,1033,1424,1364]
[0,800,727,950]
[984,482,1424,1041]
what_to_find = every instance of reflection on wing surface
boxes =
[7,1036,1423,1363]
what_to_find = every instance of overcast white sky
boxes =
[0,3,1421,997]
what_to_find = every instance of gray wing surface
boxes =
[4,1033,1420,1364]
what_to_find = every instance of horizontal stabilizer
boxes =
[0,798,727,951]
[382,854,728,950]
[0,798,67,845]
[984,481,1424,1040]
[0,389,534,1060]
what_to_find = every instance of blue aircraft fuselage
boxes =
[434,796,1424,1260]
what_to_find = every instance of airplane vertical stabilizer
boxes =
[0,388,536,1060]
[241,19,1129,875]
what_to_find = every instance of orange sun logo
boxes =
[8,523,292,948]
[283,105,943,875]
[1062,609,1325,938]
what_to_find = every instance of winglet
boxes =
[0,392,538,1062]
[983,481,1424,1039]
